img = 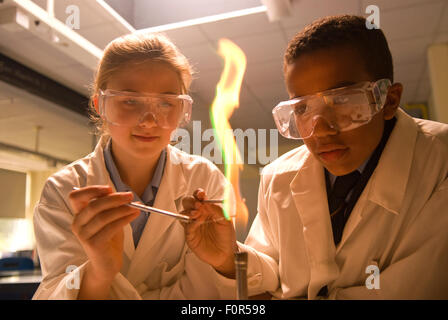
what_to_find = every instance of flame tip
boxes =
[210,39,249,230]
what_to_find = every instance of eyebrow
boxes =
[292,81,357,99]
[121,89,179,95]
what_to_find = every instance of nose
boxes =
[138,111,157,128]
[311,115,338,138]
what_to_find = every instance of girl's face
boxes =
[98,61,183,162]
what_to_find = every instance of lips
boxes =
[317,144,349,162]
[132,134,159,142]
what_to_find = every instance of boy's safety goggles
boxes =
[272,79,391,140]
[98,89,193,129]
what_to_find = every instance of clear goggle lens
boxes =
[272,79,391,140]
[98,90,193,129]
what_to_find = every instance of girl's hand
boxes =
[69,185,140,282]
[181,189,238,278]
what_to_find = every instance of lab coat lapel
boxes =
[367,109,417,215]
[335,186,368,255]
[125,146,186,284]
[289,150,339,299]
[336,109,417,252]
[85,136,136,268]
[85,136,110,187]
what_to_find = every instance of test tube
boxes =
[235,251,248,300]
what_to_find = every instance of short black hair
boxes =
[284,15,393,82]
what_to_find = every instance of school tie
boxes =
[328,170,361,246]
[130,186,156,247]
[318,170,361,298]
[131,210,149,248]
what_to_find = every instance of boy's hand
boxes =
[181,189,238,278]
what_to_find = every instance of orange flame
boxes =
[210,38,249,232]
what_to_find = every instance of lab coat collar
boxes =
[84,137,187,284]
[367,108,417,215]
[289,150,340,299]
[86,136,112,187]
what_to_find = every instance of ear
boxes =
[383,83,403,120]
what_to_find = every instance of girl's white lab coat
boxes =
[32,137,234,299]
[215,108,448,299]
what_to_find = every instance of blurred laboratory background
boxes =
[0,0,447,299]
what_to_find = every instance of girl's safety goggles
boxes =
[98,89,193,129]
[272,79,391,140]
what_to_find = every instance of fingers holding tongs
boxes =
[179,189,229,224]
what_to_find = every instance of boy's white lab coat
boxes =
[216,108,448,299]
[33,137,234,299]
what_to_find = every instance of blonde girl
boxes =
[32,33,234,300]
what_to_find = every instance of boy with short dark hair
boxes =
[184,15,448,299]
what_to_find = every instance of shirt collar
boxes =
[326,156,371,188]
[327,157,369,188]
[103,138,166,204]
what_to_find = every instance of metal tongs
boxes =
[72,187,223,222]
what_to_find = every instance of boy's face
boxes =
[285,46,402,176]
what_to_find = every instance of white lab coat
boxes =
[216,108,448,299]
[32,136,235,300]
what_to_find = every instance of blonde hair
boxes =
[89,33,193,136]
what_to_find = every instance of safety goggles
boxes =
[98,89,193,129]
[272,79,391,140]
